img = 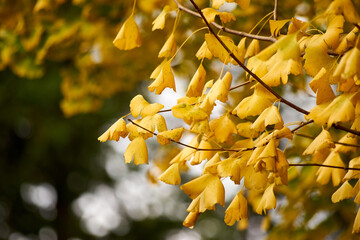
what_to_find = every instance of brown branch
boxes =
[128,119,239,152]
[273,0,278,21]
[291,120,314,133]
[189,0,309,116]
[295,132,360,148]
[173,0,276,42]
[289,163,360,171]
[333,123,360,136]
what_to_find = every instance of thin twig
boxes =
[273,0,278,21]
[291,120,314,133]
[289,163,360,171]
[128,119,239,152]
[173,0,276,42]
[295,132,360,148]
[333,124,360,136]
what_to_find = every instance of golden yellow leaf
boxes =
[152,5,170,31]
[331,181,357,203]
[157,127,184,145]
[218,152,251,184]
[195,41,213,60]
[225,192,248,226]
[335,27,358,54]
[316,151,346,186]
[251,105,283,132]
[335,133,358,153]
[182,173,225,213]
[186,63,206,97]
[309,67,335,105]
[191,138,214,165]
[245,39,260,58]
[138,114,167,138]
[150,59,167,79]
[343,157,360,180]
[183,212,200,228]
[113,15,141,50]
[148,60,176,94]
[172,103,208,124]
[288,17,309,35]
[158,33,177,58]
[325,0,360,24]
[303,129,335,155]
[333,45,360,84]
[158,162,181,185]
[202,72,232,107]
[244,165,268,190]
[203,153,221,174]
[202,8,236,24]
[212,0,225,9]
[98,118,128,142]
[269,19,290,37]
[236,122,257,138]
[205,34,244,64]
[130,95,164,118]
[210,114,237,143]
[170,135,200,164]
[256,183,276,214]
[124,136,148,165]
[232,91,273,119]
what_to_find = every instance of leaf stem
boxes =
[273,0,278,21]
[173,0,275,42]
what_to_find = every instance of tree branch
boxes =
[173,0,276,42]
[295,132,360,148]
[289,163,360,171]
[273,0,278,21]
[189,0,309,116]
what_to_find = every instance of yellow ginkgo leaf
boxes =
[152,5,170,31]
[124,136,148,165]
[186,63,206,97]
[316,151,346,186]
[130,95,164,118]
[232,91,273,119]
[158,33,177,58]
[158,162,181,185]
[98,118,128,142]
[202,8,235,24]
[212,0,225,9]
[343,157,360,180]
[303,129,335,155]
[172,103,208,124]
[150,59,167,79]
[256,183,276,214]
[269,19,290,37]
[245,39,260,58]
[236,122,257,138]
[210,114,237,143]
[192,139,215,165]
[288,17,309,35]
[205,34,244,64]
[335,133,358,153]
[225,192,248,226]
[335,27,358,54]
[157,127,184,145]
[170,135,200,164]
[148,60,176,94]
[203,153,221,174]
[195,41,213,60]
[244,165,268,190]
[202,72,232,108]
[251,105,283,132]
[309,67,335,105]
[218,152,251,184]
[182,173,225,213]
[138,114,167,137]
[333,45,360,84]
[325,0,360,24]
[113,15,141,50]
[183,212,200,228]
[331,181,357,203]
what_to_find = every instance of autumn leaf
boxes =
[113,15,141,50]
